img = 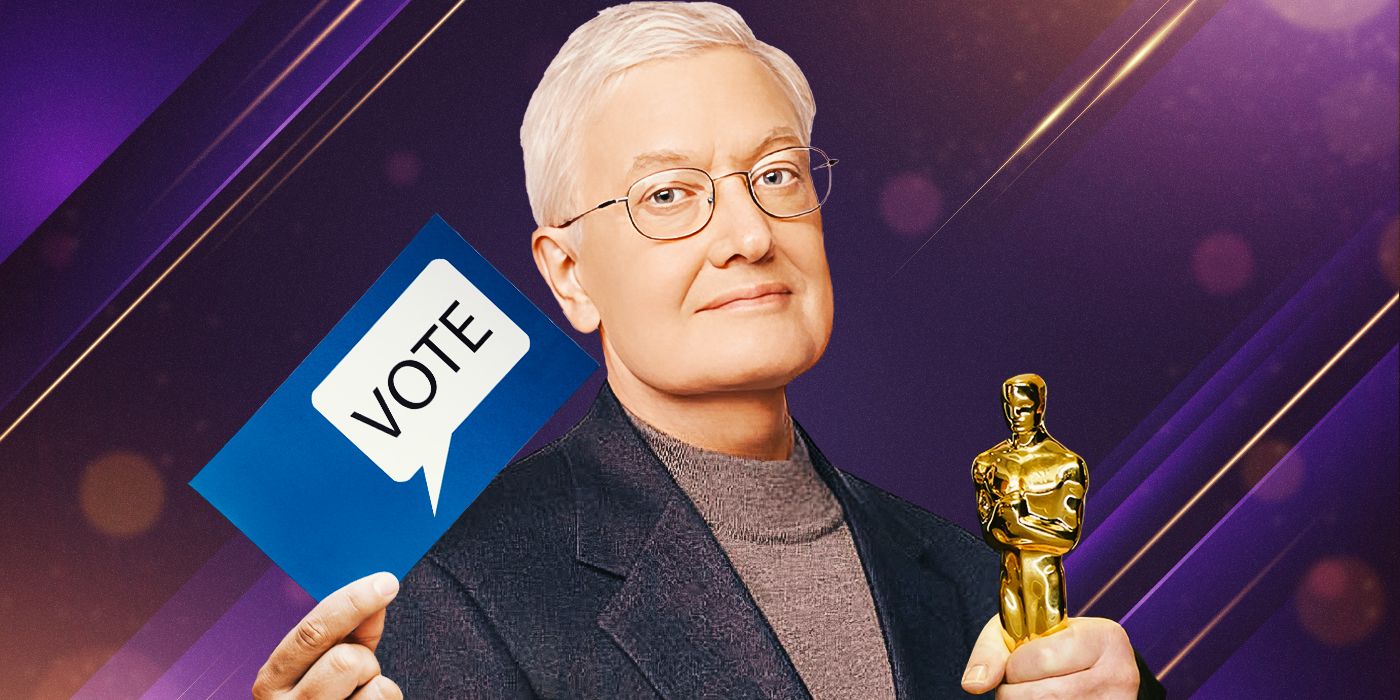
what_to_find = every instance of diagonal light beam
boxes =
[0,0,468,447]
[1080,293,1398,614]
[891,0,1198,278]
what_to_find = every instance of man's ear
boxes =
[531,225,601,334]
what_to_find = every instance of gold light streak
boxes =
[228,0,335,99]
[148,0,363,214]
[891,0,1194,277]
[1157,525,1312,679]
[1000,0,1199,194]
[204,0,366,161]
[197,85,364,261]
[0,0,468,447]
[227,0,468,230]
[1080,293,1399,614]
[1105,1,1195,93]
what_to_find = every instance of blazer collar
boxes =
[567,382,810,698]
[797,419,980,698]
[566,382,971,699]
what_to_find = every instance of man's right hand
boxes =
[253,572,403,699]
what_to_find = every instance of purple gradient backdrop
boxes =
[0,0,1396,697]
[0,0,261,262]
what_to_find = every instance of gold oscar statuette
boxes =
[971,373,1089,651]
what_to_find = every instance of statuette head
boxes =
[1001,373,1047,436]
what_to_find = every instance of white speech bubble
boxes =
[311,258,529,514]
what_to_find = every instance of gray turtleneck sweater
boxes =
[622,406,897,700]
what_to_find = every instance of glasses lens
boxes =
[627,168,713,239]
[751,147,831,218]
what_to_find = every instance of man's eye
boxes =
[648,187,690,206]
[757,167,798,187]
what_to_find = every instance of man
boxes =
[252,3,1164,698]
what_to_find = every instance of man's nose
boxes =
[704,172,775,266]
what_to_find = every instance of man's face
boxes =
[568,47,834,395]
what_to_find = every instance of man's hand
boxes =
[253,572,403,700]
[961,615,1139,698]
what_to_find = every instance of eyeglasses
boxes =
[558,146,837,240]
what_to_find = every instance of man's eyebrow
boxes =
[624,127,804,180]
[743,127,803,162]
[626,149,695,180]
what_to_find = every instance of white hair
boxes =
[519,1,816,240]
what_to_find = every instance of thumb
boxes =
[962,614,1011,694]
[347,571,399,653]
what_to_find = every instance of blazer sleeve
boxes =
[1135,650,1167,699]
[377,555,537,699]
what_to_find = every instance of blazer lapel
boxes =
[797,420,980,699]
[569,383,811,700]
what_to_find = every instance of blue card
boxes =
[191,215,598,600]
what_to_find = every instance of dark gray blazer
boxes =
[378,382,1164,698]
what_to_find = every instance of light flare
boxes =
[892,0,1199,277]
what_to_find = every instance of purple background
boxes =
[0,0,1395,697]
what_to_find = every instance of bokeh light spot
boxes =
[1378,218,1398,288]
[1191,231,1254,296]
[1258,0,1390,32]
[1295,556,1386,646]
[40,232,79,269]
[32,646,159,700]
[79,450,165,539]
[879,172,944,237]
[385,150,422,187]
[1238,438,1304,502]
[1319,72,1399,166]
[31,648,109,699]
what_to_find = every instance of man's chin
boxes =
[690,353,816,393]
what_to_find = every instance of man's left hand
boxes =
[960,615,1140,698]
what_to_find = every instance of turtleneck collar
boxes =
[620,403,844,544]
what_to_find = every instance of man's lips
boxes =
[698,281,792,311]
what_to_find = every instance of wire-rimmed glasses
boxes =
[558,146,837,240]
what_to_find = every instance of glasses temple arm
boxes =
[558,197,627,228]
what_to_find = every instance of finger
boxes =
[350,675,403,700]
[293,643,381,699]
[962,614,1012,694]
[1004,619,1102,684]
[995,672,1084,700]
[257,572,399,692]
[347,606,388,653]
